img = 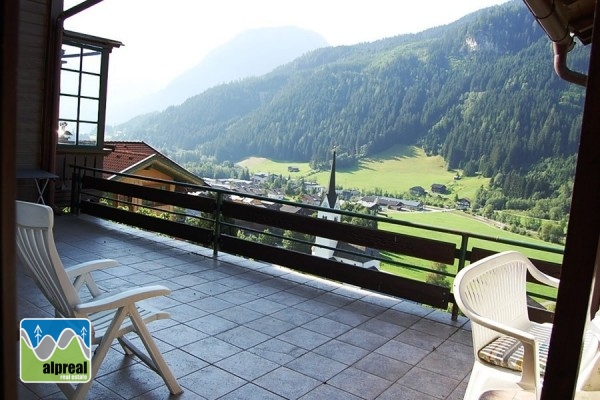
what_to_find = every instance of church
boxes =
[311,150,380,270]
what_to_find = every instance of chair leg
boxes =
[127,307,183,395]
[59,308,129,400]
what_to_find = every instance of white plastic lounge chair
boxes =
[15,200,183,399]
[454,250,598,400]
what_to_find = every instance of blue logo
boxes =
[20,318,92,383]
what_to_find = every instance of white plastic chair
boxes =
[454,250,598,400]
[15,200,183,399]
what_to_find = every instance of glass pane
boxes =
[78,122,98,146]
[57,120,75,145]
[79,98,99,122]
[59,95,78,120]
[81,50,101,73]
[61,45,81,70]
[81,73,100,98]
[60,70,80,95]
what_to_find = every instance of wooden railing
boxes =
[71,166,563,322]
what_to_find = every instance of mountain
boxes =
[111,0,590,177]
[108,26,328,124]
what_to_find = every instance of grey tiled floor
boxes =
[16,213,472,399]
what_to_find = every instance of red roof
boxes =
[103,141,159,174]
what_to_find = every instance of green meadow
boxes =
[378,209,562,301]
[237,145,490,200]
[237,145,561,302]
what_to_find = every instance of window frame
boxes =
[58,31,121,151]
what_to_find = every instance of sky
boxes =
[64,0,512,122]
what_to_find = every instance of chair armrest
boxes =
[527,265,559,288]
[75,285,171,315]
[66,259,119,296]
[471,313,542,390]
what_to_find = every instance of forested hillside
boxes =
[112,0,589,180]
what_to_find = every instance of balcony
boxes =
[18,167,567,399]
[18,211,472,399]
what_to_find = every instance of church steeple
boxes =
[326,148,337,209]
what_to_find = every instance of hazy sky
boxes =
[63,0,513,119]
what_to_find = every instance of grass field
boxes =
[236,145,490,200]
[377,209,562,300]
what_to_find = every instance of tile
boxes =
[270,308,317,326]
[165,303,209,323]
[302,316,353,338]
[353,352,412,381]
[358,317,407,339]
[411,318,459,339]
[397,367,461,398]
[214,289,259,306]
[162,348,209,379]
[294,299,339,316]
[192,281,233,296]
[249,338,308,365]
[95,362,164,398]
[187,296,234,313]
[181,337,242,364]
[417,350,473,381]
[243,298,288,314]
[377,382,439,400]
[178,365,246,399]
[430,339,474,363]
[215,305,264,324]
[342,300,387,318]
[216,325,270,349]
[254,367,321,400]
[185,314,238,336]
[246,315,296,337]
[152,323,208,347]
[394,328,446,351]
[327,366,391,399]
[299,384,362,400]
[277,327,331,351]
[375,339,430,365]
[216,351,279,381]
[313,339,370,365]
[325,308,371,327]
[219,383,285,400]
[285,351,347,381]
[337,328,389,351]
[376,308,422,327]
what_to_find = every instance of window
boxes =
[58,31,121,149]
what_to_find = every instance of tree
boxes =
[539,222,564,244]
[282,230,314,253]
[425,263,450,288]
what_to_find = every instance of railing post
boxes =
[451,233,469,321]
[70,167,82,216]
[212,192,223,258]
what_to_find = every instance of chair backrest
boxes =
[454,251,533,355]
[15,201,81,318]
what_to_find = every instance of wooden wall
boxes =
[2,0,19,396]
[16,0,63,204]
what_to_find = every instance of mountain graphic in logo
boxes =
[20,318,91,383]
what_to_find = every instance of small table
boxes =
[17,169,59,205]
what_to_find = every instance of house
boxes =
[399,199,424,211]
[410,186,426,196]
[456,198,471,210]
[287,166,300,172]
[102,141,206,212]
[431,183,447,194]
